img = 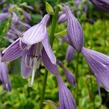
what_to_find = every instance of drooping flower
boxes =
[7,12,31,42]
[74,0,81,6]
[57,60,76,86]
[81,47,109,91]
[2,35,56,79]
[58,12,67,24]
[66,45,75,63]
[0,0,5,5]
[12,12,31,30]
[0,53,11,91]
[64,5,84,52]
[21,14,56,64]
[57,75,76,109]
[42,49,76,109]
[90,0,109,12]
[7,28,23,43]
[0,12,10,22]
[2,14,56,80]
[23,11,31,23]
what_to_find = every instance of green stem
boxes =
[40,70,48,109]
[90,77,96,109]
[40,3,60,109]
[75,52,80,104]
[86,74,96,109]
[50,7,60,46]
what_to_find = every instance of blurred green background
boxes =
[0,0,109,109]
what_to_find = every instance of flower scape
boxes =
[0,0,109,109]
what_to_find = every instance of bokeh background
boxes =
[0,0,109,109]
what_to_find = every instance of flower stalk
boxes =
[50,6,60,46]
[75,52,80,104]
[39,3,60,109]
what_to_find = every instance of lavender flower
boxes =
[90,0,109,12]
[57,60,76,86]
[12,13,30,29]
[0,0,5,5]
[74,0,81,6]
[0,12,10,22]
[66,45,75,63]
[42,49,76,109]
[23,11,31,23]
[2,37,56,79]
[7,13,31,42]
[58,12,67,24]
[21,14,56,64]
[0,53,11,91]
[64,5,84,52]
[57,75,76,109]
[2,14,56,80]
[7,28,22,42]
[81,47,109,91]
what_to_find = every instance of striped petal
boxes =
[66,45,75,63]
[82,47,109,91]
[42,37,56,64]
[42,49,58,74]
[0,54,11,91]
[56,75,76,109]
[21,50,32,79]
[58,12,67,24]
[64,5,84,51]
[22,14,50,45]
[57,61,76,86]
[2,38,27,62]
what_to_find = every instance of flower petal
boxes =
[22,14,50,45]
[42,36,56,64]
[58,12,67,24]
[42,49,58,74]
[0,61,11,91]
[0,12,10,22]
[64,5,84,51]
[2,38,27,62]
[66,45,75,63]
[57,60,76,86]
[82,47,109,91]
[74,0,81,6]
[56,75,76,109]
[21,50,32,79]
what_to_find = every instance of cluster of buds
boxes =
[59,5,109,91]
[0,0,109,108]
